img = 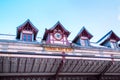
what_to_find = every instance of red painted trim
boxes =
[54,52,66,79]
[111,54,114,64]
[62,35,64,45]
[46,34,50,44]
[44,28,69,45]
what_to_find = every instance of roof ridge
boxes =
[77,26,93,38]
[49,21,70,33]
[97,30,113,43]
[17,19,38,31]
[97,30,120,44]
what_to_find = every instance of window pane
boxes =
[27,34,32,41]
[23,34,27,41]
[85,39,89,46]
[111,42,117,48]
[80,39,89,46]
[81,39,85,46]
[22,34,32,41]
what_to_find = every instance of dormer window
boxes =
[21,30,33,41]
[97,30,120,49]
[72,27,93,47]
[16,19,38,42]
[110,39,118,49]
[80,36,89,46]
[42,21,70,45]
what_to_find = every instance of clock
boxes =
[54,32,62,40]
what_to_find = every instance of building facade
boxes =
[0,19,120,80]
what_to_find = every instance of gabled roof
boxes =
[16,19,38,40]
[49,21,70,34]
[97,30,120,45]
[72,27,93,43]
[42,21,70,41]
[17,19,38,32]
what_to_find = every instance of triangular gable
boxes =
[16,19,38,40]
[72,27,93,43]
[97,30,120,45]
[42,21,70,41]
[17,19,38,32]
[49,21,70,35]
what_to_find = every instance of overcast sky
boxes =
[0,0,120,42]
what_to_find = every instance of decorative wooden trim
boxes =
[80,36,88,40]
[110,39,116,42]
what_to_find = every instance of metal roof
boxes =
[0,53,120,80]
[0,39,120,80]
[97,30,120,45]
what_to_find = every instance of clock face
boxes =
[54,32,62,40]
